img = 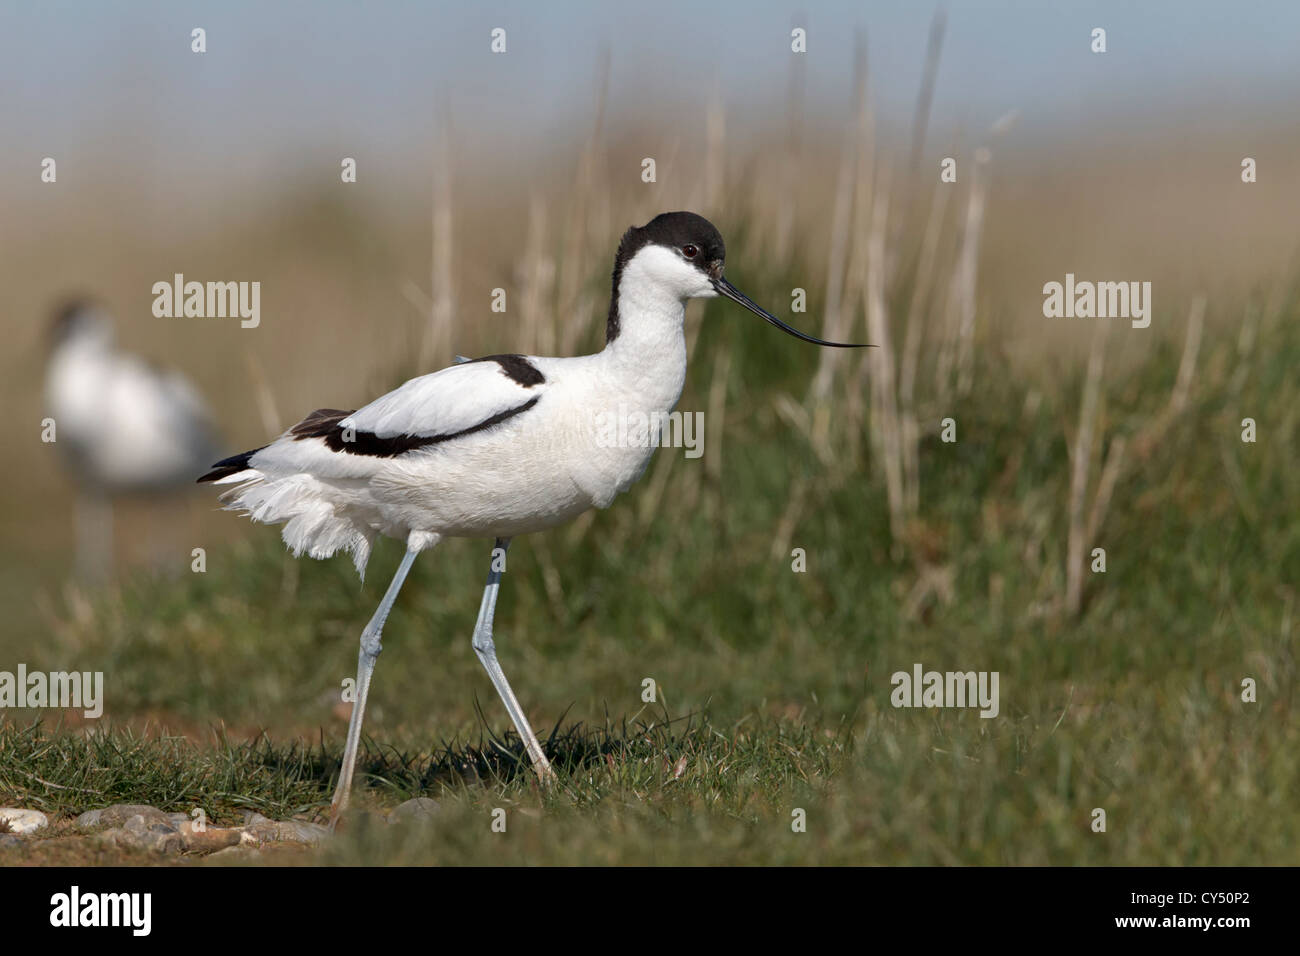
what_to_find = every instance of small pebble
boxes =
[98,814,184,854]
[75,804,171,830]
[0,809,49,834]
[75,809,102,829]
[240,820,329,846]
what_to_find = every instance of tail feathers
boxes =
[198,446,265,484]
[212,470,375,578]
[282,503,375,578]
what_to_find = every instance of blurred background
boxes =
[4,0,1298,605]
[1,1,1297,862]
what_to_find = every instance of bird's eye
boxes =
[682,244,699,259]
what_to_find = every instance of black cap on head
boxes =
[607,212,726,344]
[48,297,104,348]
[626,211,725,266]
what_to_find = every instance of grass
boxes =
[5,269,1298,865]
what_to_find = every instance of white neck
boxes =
[600,258,689,412]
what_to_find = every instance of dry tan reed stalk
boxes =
[527,532,567,620]
[934,108,1013,406]
[908,10,947,173]
[400,280,433,322]
[564,508,597,547]
[1229,299,1261,399]
[702,85,726,214]
[1065,321,1109,617]
[893,9,947,262]
[1132,295,1207,459]
[558,56,610,356]
[901,564,956,621]
[770,474,810,562]
[772,392,813,436]
[884,6,946,394]
[705,336,733,484]
[557,192,591,354]
[1084,434,1127,555]
[952,146,990,399]
[519,195,554,357]
[422,109,456,370]
[277,551,301,609]
[843,200,874,460]
[945,112,1016,402]
[926,136,963,407]
[898,175,953,516]
[864,164,906,548]
[1077,296,1206,580]
[931,243,961,404]
[242,348,283,437]
[841,63,876,351]
[810,36,869,404]
[807,135,856,407]
[837,138,878,466]
[1168,294,1206,415]
[769,16,807,265]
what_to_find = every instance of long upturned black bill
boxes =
[713,276,870,348]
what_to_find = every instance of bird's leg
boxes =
[74,489,113,583]
[329,547,419,829]
[472,538,555,783]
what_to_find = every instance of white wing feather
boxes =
[247,359,544,478]
[350,360,540,438]
[211,357,551,577]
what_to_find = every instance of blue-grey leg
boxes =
[329,546,420,827]
[472,538,555,781]
[74,490,113,583]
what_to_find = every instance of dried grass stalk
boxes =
[864,164,906,548]
[1065,322,1108,617]
[809,36,868,404]
[898,175,952,516]
[423,109,455,370]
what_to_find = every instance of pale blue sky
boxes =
[2,1,1295,195]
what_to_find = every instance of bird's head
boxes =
[48,298,112,352]
[610,211,868,347]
